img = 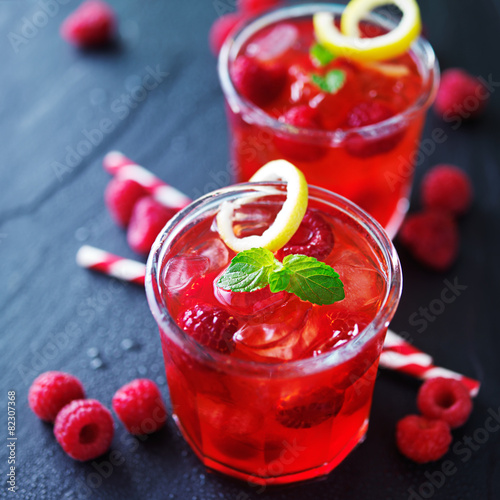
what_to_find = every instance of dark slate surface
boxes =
[1,1,500,499]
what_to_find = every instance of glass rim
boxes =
[218,2,440,144]
[145,182,402,378]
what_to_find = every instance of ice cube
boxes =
[246,23,299,62]
[231,203,277,239]
[214,286,288,317]
[332,249,386,315]
[163,255,210,293]
[234,299,312,361]
[191,238,229,272]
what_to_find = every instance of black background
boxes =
[1,1,500,499]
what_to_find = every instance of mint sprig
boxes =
[311,69,346,94]
[310,43,336,67]
[217,248,345,306]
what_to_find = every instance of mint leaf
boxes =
[281,254,345,305]
[217,248,345,306]
[268,268,291,293]
[216,247,279,292]
[310,43,335,66]
[311,69,346,94]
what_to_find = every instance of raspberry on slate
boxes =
[112,379,167,435]
[54,399,114,461]
[417,377,473,429]
[344,101,404,157]
[274,105,326,162]
[396,415,452,463]
[127,197,178,255]
[209,13,247,56]
[178,303,238,354]
[398,210,459,271]
[421,164,473,216]
[276,387,344,429]
[60,0,116,48]
[434,68,488,121]
[28,371,85,423]
[105,177,149,228]
[237,0,283,14]
[276,209,334,261]
[231,55,287,107]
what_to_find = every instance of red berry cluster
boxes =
[61,0,116,48]
[29,371,167,461]
[105,176,179,255]
[209,0,284,55]
[398,164,473,271]
[396,377,473,463]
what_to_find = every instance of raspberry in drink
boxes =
[218,3,439,236]
[146,178,402,484]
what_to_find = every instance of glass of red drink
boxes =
[218,3,439,237]
[145,180,402,485]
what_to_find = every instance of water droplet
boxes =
[90,358,104,370]
[121,338,135,351]
[87,347,99,358]
[75,227,90,242]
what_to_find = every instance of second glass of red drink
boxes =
[218,3,439,236]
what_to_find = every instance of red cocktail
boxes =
[145,181,401,484]
[218,4,439,236]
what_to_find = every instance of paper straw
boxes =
[103,151,192,210]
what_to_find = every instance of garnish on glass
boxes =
[217,247,345,306]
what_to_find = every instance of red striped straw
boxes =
[380,331,480,397]
[103,151,192,210]
[76,243,480,396]
[76,245,146,286]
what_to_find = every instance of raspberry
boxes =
[434,68,488,120]
[104,177,148,227]
[60,0,115,48]
[274,106,326,162]
[276,209,334,261]
[54,399,114,461]
[230,55,287,107]
[417,377,473,429]
[237,0,283,15]
[209,13,246,56]
[398,211,459,271]
[421,164,473,216]
[28,371,85,423]
[396,415,452,463]
[276,387,344,429]
[112,379,167,435]
[127,197,177,255]
[178,303,238,354]
[344,101,404,157]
